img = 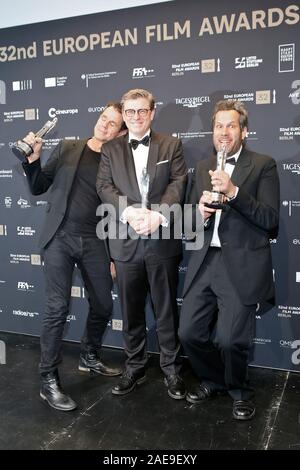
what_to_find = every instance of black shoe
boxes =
[111,371,146,396]
[233,400,255,421]
[79,351,122,376]
[40,371,77,411]
[186,384,226,404]
[164,374,186,400]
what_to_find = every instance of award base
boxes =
[204,201,227,210]
[11,140,33,163]
[204,192,226,210]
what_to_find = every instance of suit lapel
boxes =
[147,131,159,194]
[122,136,141,200]
[220,146,255,224]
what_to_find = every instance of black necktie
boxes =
[226,157,236,165]
[130,135,150,150]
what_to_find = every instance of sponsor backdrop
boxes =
[0,0,300,371]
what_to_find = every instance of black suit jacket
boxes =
[183,147,280,305]
[22,139,97,250]
[96,131,187,262]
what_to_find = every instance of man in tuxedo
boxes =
[179,100,280,420]
[97,89,187,400]
[21,103,126,411]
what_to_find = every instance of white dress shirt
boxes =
[210,146,242,247]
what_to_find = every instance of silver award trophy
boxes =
[140,167,150,209]
[12,117,58,162]
[205,143,227,210]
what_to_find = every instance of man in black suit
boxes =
[179,100,280,420]
[22,103,125,411]
[97,89,187,400]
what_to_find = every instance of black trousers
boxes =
[115,240,182,377]
[179,248,256,401]
[40,229,113,374]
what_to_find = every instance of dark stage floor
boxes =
[0,331,299,451]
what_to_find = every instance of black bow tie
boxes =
[130,135,150,150]
[226,157,236,165]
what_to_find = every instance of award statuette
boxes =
[12,117,58,162]
[205,143,227,210]
[140,167,150,209]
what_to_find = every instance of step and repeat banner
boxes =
[0,0,299,371]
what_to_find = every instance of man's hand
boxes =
[110,262,117,281]
[209,169,237,199]
[135,210,163,235]
[199,191,217,220]
[22,132,43,163]
[126,207,149,232]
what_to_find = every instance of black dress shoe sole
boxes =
[40,392,78,411]
[111,376,146,396]
[78,364,122,377]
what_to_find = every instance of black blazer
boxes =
[183,147,280,306]
[22,139,96,250]
[96,131,187,262]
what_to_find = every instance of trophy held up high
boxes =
[12,117,58,163]
[205,143,227,210]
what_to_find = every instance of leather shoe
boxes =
[78,351,122,376]
[186,384,226,404]
[112,371,146,395]
[40,370,77,411]
[233,400,255,421]
[164,374,186,400]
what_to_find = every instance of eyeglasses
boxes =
[124,109,151,118]
[99,114,119,130]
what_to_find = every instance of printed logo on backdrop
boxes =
[253,337,272,345]
[175,96,210,108]
[289,80,300,105]
[0,225,7,236]
[171,59,220,77]
[17,281,35,292]
[296,272,300,283]
[256,89,276,104]
[17,226,36,236]
[71,286,85,298]
[17,197,30,209]
[88,106,106,114]
[172,131,212,140]
[12,80,32,91]
[0,170,12,178]
[48,107,78,119]
[12,309,39,318]
[223,90,276,104]
[235,56,263,69]
[81,72,117,88]
[44,77,67,88]
[9,254,42,265]
[0,80,6,104]
[67,314,76,322]
[3,108,39,123]
[132,67,155,79]
[282,200,300,216]
[4,196,12,208]
[279,126,300,141]
[42,138,61,150]
[278,305,300,319]
[282,163,300,174]
[278,44,295,72]
[111,319,123,331]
